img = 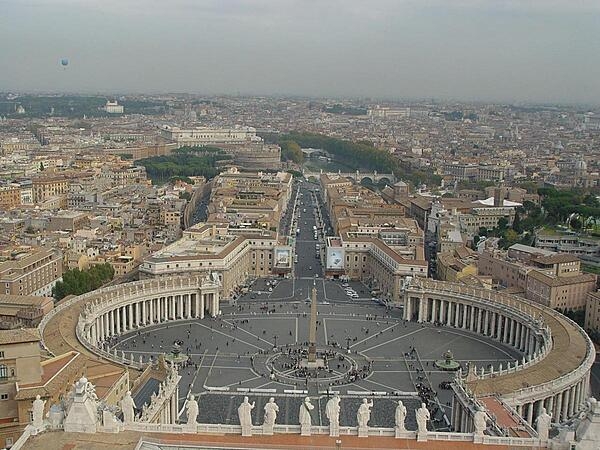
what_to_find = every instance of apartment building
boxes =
[478,244,597,310]
[0,247,63,297]
[437,245,478,282]
[331,233,427,303]
[0,185,20,208]
[209,169,293,232]
[31,176,69,203]
[535,229,600,263]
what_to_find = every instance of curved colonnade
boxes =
[403,278,595,430]
[38,276,221,371]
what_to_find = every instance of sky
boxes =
[1,0,599,104]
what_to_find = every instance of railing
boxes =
[120,422,544,447]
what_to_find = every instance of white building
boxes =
[103,101,124,114]
[160,125,260,147]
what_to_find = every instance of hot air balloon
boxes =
[60,58,69,67]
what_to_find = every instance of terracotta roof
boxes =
[532,253,580,264]
[526,270,596,287]
[15,351,85,400]
[0,327,40,345]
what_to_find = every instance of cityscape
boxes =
[1,1,600,450]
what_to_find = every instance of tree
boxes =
[39,162,44,171]
[52,263,115,301]
[497,217,509,231]
[280,140,304,163]
[512,211,522,233]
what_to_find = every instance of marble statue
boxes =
[473,406,488,436]
[357,398,373,428]
[416,403,430,434]
[186,395,199,426]
[299,397,314,429]
[32,395,46,429]
[299,396,314,436]
[395,400,407,432]
[120,391,136,424]
[238,396,255,436]
[535,407,552,441]
[325,394,341,435]
[263,397,279,426]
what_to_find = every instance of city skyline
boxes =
[1,0,600,104]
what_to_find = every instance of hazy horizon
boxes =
[2,0,599,104]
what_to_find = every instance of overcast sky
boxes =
[1,0,599,104]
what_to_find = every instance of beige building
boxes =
[209,169,293,233]
[0,185,20,208]
[0,295,54,328]
[0,247,63,297]
[478,244,597,310]
[140,223,289,300]
[584,291,600,335]
[437,245,478,282]
[32,176,69,203]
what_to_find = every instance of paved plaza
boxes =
[113,300,521,428]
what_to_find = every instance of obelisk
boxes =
[308,282,317,363]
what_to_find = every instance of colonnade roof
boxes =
[467,294,589,396]
[40,290,138,396]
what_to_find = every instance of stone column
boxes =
[149,298,154,324]
[527,402,534,425]
[431,298,437,323]
[200,294,205,319]
[503,316,509,344]
[562,389,570,420]
[98,315,104,341]
[170,295,176,319]
[484,310,489,335]
[178,295,183,319]
[462,303,468,329]
[108,310,114,336]
[454,303,460,327]
[141,300,146,325]
[213,293,219,316]
[568,386,576,418]
[546,395,554,417]
[128,304,133,330]
[446,302,453,326]
[554,392,563,422]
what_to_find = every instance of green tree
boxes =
[52,263,115,301]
